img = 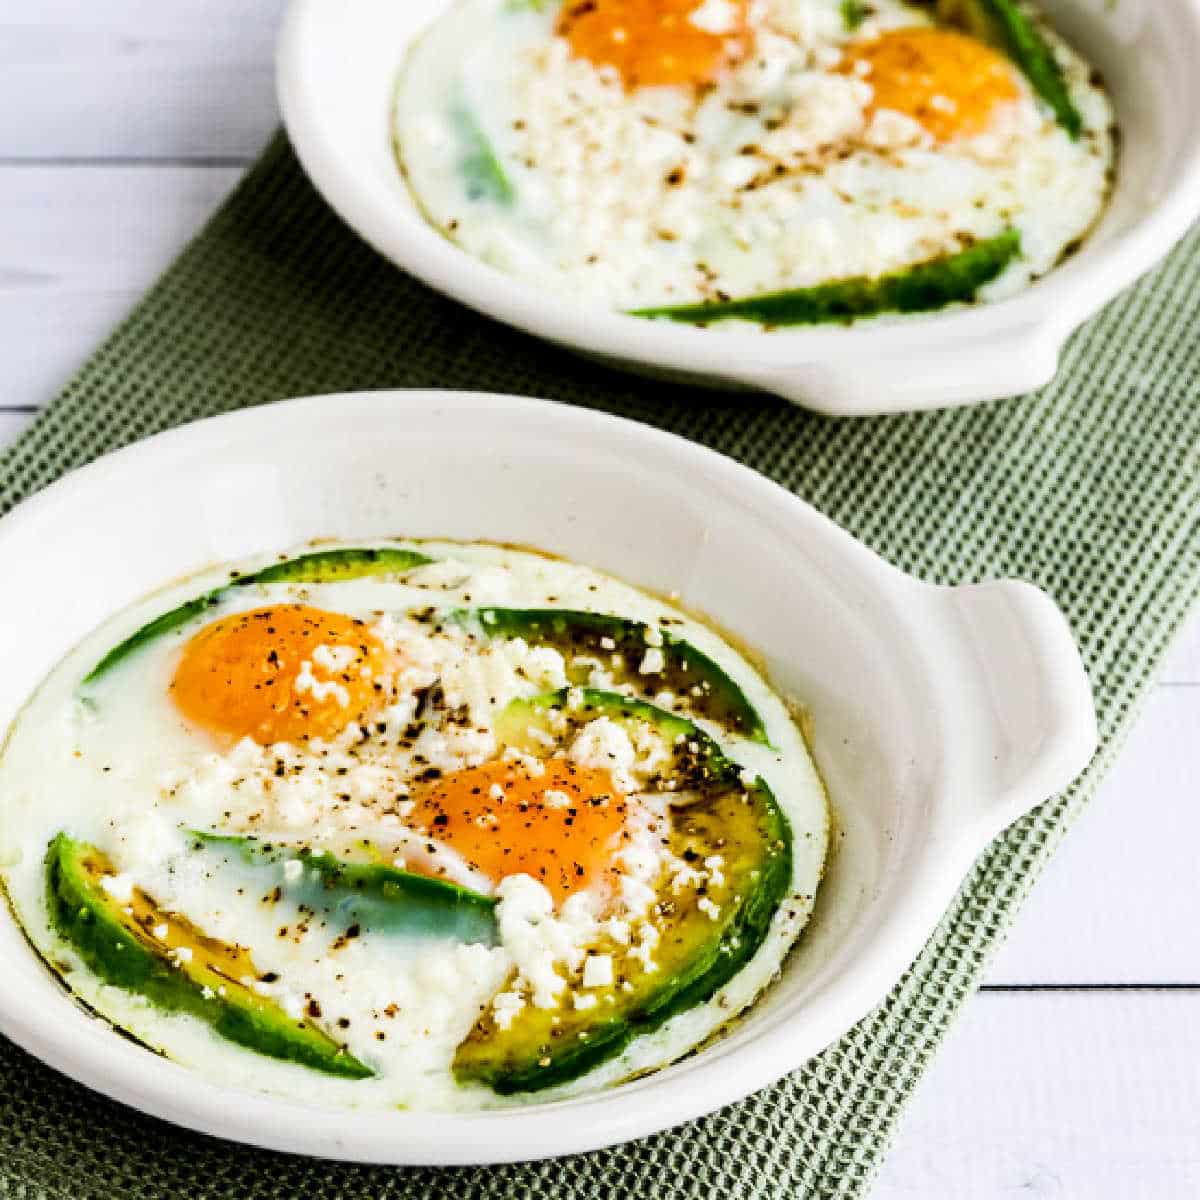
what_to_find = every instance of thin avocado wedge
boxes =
[455,690,792,1093]
[44,833,372,1078]
[80,590,225,686]
[455,607,770,744]
[191,832,498,946]
[80,545,432,685]
[231,546,432,586]
[452,101,514,205]
[631,229,1021,326]
[941,0,1082,137]
[841,0,870,30]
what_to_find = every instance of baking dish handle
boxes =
[935,579,1097,845]
[735,327,1062,415]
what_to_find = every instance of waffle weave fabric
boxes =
[0,134,1197,1200]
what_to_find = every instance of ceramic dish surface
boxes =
[278,0,1200,414]
[0,390,1095,1163]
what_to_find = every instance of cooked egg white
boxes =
[395,0,1115,312]
[0,541,828,1110]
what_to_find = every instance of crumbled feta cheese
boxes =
[629,923,660,972]
[704,854,726,888]
[638,647,665,675]
[600,918,631,945]
[99,873,134,903]
[279,991,305,1020]
[311,644,357,674]
[293,660,350,707]
[570,716,636,787]
[697,897,721,921]
[573,993,598,1011]
[492,989,525,1031]
[582,954,614,989]
[688,0,738,33]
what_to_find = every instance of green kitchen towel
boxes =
[1,133,1198,1199]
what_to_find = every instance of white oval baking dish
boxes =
[276,0,1200,415]
[0,391,1096,1162]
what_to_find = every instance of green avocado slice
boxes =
[940,0,1082,137]
[457,607,770,744]
[190,832,498,946]
[80,545,433,685]
[453,102,514,206]
[453,689,792,1093]
[231,546,432,586]
[841,0,870,30]
[44,833,372,1078]
[631,229,1021,326]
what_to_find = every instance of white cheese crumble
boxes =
[99,873,134,903]
[582,954,614,989]
[638,647,666,675]
[492,988,525,1031]
[311,644,357,674]
[570,716,636,790]
[689,0,738,34]
[293,659,350,708]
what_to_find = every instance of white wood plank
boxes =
[0,0,284,160]
[0,166,242,409]
[987,684,1200,985]
[875,990,1200,1199]
[1160,616,1200,685]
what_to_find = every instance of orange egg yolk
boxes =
[558,0,750,89]
[171,605,392,744]
[841,27,1020,142]
[409,758,631,903]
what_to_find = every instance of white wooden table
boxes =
[2,3,1197,1193]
